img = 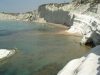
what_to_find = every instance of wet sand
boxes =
[47,22,82,37]
[47,22,69,29]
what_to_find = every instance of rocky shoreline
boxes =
[0,0,100,75]
[0,0,100,46]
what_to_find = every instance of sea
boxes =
[0,20,91,75]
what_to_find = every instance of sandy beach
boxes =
[47,22,82,37]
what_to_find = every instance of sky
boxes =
[0,0,73,13]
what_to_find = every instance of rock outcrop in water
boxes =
[0,49,16,61]
[0,0,100,74]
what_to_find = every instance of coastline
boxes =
[48,22,82,37]
[0,0,100,75]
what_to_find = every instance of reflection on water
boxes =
[0,21,91,75]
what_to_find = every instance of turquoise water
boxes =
[0,20,91,75]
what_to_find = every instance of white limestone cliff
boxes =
[67,14,100,45]
[38,2,100,45]
[38,3,75,26]
[0,1,100,74]
[0,10,46,23]
[36,2,100,45]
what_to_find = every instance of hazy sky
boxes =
[0,0,73,13]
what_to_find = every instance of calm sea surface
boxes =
[0,20,91,75]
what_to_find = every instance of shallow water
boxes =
[0,20,91,75]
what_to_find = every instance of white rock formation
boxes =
[38,3,75,26]
[0,10,46,23]
[0,49,16,61]
[66,14,100,45]
[57,45,100,75]
[0,0,100,75]
[37,2,100,45]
